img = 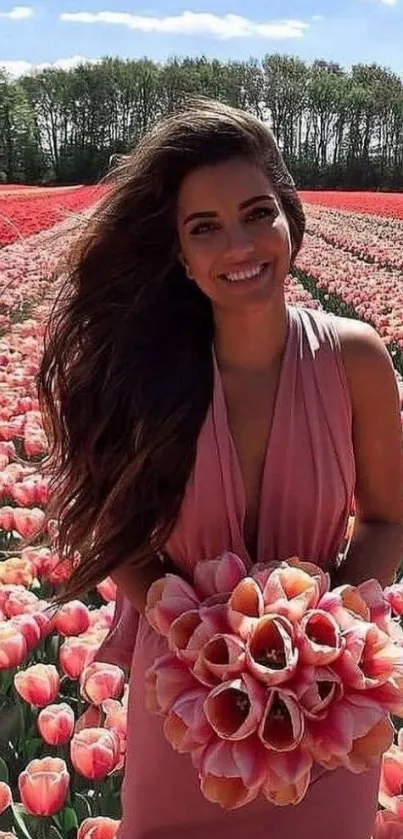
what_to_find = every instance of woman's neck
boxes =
[213,298,289,374]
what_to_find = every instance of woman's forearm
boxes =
[334,520,403,589]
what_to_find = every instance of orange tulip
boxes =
[18,757,69,816]
[70,728,120,780]
[0,556,34,587]
[0,782,12,814]
[80,662,125,706]
[0,622,27,670]
[77,817,121,839]
[37,702,75,746]
[14,663,60,707]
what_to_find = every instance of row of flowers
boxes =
[295,233,403,350]
[305,205,403,272]
[301,190,403,220]
[0,186,105,248]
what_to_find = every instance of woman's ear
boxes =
[179,252,193,279]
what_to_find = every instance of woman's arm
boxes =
[334,319,403,588]
[111,552,190,615]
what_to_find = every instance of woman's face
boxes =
[177,157,292,310]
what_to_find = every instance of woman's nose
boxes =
[223,223,255,258]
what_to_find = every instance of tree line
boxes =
[1,54,403,189]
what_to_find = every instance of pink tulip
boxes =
[0,832,16,838]
[227,577,264,639]
[0,782,12,814]
[262,564,320,621]
[0,622,27,670]
[146,574,200,636]
[164,688,211,753]
[75,705,102,733]
[80,662,125,706]
[262,767,311,807]
[168,610,210,663]
[145,653,200,714]
[70,728,120,780]
[10,613,42,652]
[103,698,128,767]
[379,745,403,817]
[307,693,385,767]
[77,817,121,839]
[204,674,266,740]
[299,609,343,665]
[384,584,403,617]
[374,810,403,839]
[258,688,305,751]
[358,579,392,631]
[195,633,246,682]
[333,622,403,690]
[37,703,75,746]
[54,600,90,636]
[59,633,100,679]
[296,667,343,719]
[13,507,45,539]
[14,664,60,707]
[341,716,394,773]
[96,577,117,602]
[4,587,39,617]
[246,615,298,685]
[193,553,247,599]
[18,757,69,815]
[199,736,268,809]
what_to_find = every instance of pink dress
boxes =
[97,305,380,839]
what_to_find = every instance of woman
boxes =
[38,99,403,839]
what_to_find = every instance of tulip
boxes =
[204,674,266,741]
[18,757,69,815]
[70,728,120,780]
[0,833,16,839]
[14,663,60,707]
[80,662,125,706]
[96,577,117,602]
[77,817,121,839]
[102,698,128,768]
[297,667,343,719]
[262,768,311,807]
[193,553,247,600]
[3,587,39,617]
[60,632,100,679]
[0,622,27,670]
[145,654,200,714]
[342,717,394,774]
[384,583,403,617]
[374,810,403,839]
[299,609,344,665]
[262,563,320,621]
[37,702,75,746]
[0,782,12,814]
[259,688,305,752]
[0,556,34,586]
[379,745,403,818]
[333,622,403,690]
[145,574,200,636]
[54,600,90,636]
[200,736,268,809]
[168,610,210,663]
[227,577,264,640]
[195,633,246,682]
[10,613,42,652]
[13,507,45,539]
[246,614,298,685]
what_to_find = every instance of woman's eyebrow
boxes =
[183,194,275,226]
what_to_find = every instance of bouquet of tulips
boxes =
[145,553,403,811]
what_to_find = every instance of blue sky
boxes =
[0,0,402,77]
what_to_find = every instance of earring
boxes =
[184,263,193,280]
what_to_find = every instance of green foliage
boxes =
[0,55,403,188]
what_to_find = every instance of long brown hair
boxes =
[37,98,306,601]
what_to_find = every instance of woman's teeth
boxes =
[224,263,267,283]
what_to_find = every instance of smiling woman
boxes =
[37,98,403,839]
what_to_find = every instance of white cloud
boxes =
[0,5,33,19]
[0,56,100,77]
[59,10,309,39]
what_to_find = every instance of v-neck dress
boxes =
[97,305,380,839]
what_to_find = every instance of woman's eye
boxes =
[246,206,274,223]
[190,221,219,236]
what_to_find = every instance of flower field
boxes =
[1,188,403,838]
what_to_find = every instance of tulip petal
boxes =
[258,689,304,752]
